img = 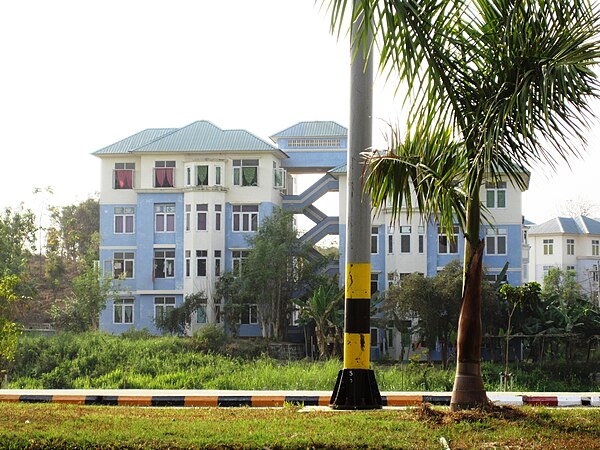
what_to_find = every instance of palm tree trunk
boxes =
[451,190,488,410]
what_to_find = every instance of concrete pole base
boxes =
[330,368,382,410]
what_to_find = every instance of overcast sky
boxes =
[2,0,599,225]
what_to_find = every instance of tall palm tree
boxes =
[327,0,600,409]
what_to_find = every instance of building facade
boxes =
[95,120,529,358]
[527,215,600,303]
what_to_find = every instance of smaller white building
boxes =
[527,215,600,302]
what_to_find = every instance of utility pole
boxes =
[330,1,382,410]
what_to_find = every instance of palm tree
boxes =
[327,0,600,409]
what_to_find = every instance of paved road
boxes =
[1,389,599,407]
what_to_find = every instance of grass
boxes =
[1,403,600,449]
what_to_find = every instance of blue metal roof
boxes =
[528,216,600,235]
[94,121,284,156]
[93,128,176,155]
[270,121,348,141]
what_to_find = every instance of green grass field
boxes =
[1,403,600,449]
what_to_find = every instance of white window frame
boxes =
[185,250,191,278]
[154,160,175,188]
[232,205,259,232]
[592,239,599,256]
[114,298,134,324]
[485,181,507,208]
[114,207,135,234]
[155,204,176,233]
[233,159,259,187]
[196,204,208,231]
[543,239,554,255]
[567,238,575,256]
[214,250,222,277]
[438,225,459,254]
[240,303,258,325]
[196,303,208,324]
[196,250,208,277]
[154,249,175,279]
[273,165,286,189]
[232,250,250,276]
[113,162,135,190]
[112,251,134,279]
[154,296,176,321]
[485,228,507,255]
[371,226,379,254]
[215,204,222,231]
[400,226,411,253]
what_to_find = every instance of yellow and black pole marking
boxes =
[329,0,381,410]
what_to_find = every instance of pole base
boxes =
[330,368,382,410]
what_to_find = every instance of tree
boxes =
[328,0,600,409]
[0,275,22,375]
[155,291,209,336]
[294,281,344,359]
[238,209,325,340]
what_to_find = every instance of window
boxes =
[418,226,425,254]
[215,303,224,323]
[370,328,379,348]
[114,163,135,189]
[240,304,258,324]
[593,265,599,283]
[371,226,379,254]
[566,265,576,272]
[196,250,207,277]
[486,182,506,208]
[484,273,507,283]
[233,159,259,186]
[196,165,209,186]
[288,139,341,148]
[215,166,222,186]
[232,250,250,275]
[593,240,599,256]
[438,225,459,254]
[233,205,259,232]
[567,239,575,256]
[113,252,134,279]
[486,228,507,255]
[387,272,396,287]
[196,303,207,323]
[543,239,554,255]
[196,204,208,231]
[154,249,175,278]
[214,250,222,277]
[155,204,175,232]
[154,161,175,187]
[542,265,553,278]
[400,226,411,253]
[371,273,379,296]
[154,297,175,321]
[387,235,393,254]
[215,204,222,231]
[387,328,395,348]
[114,298,133,324]
[273,165,286,189]
[185,250,191,277]
[114,207,134,234]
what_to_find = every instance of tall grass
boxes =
[7,332,600,391]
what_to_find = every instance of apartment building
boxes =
[94,120,528,357]
[527,215,600,302]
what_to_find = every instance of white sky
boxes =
[1,0,599,225]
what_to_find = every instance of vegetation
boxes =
[7,332,600,392]
[1,403,600,449]
[328,0,600,409]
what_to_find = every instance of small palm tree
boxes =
[327,0,600,409]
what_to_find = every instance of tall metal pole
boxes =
[330,1,382,410]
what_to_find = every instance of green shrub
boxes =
[193,324,229,352]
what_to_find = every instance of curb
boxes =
[1,392,599,408]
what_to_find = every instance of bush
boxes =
[193,324,229,353]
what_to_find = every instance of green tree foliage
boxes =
[46,197,99,262]
[327,0,600,409]
[0,275,22,373]
[0,206,37,290]
[234,209,326,340]
[154,291,209,336]
[294,280,343,359]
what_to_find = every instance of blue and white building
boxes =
[94,120,529,358]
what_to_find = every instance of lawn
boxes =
[1,403,600,449]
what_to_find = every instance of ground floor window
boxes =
[240,304,258,324]
[114,298,134,324]
[154,297,176,321]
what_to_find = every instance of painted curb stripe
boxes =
[218,396,252,407]
[20,395,52,403]
[0,394,20,402]
[251,396,285,407]
[383,395,423,406]
[488,395,523,406]
[422,395,451,405]
[523,396,558,406]
[184,396,218,407]
[151,396,186,407]
[557,395,583,407]
[118,396,152,406]
[53,395,88,405]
